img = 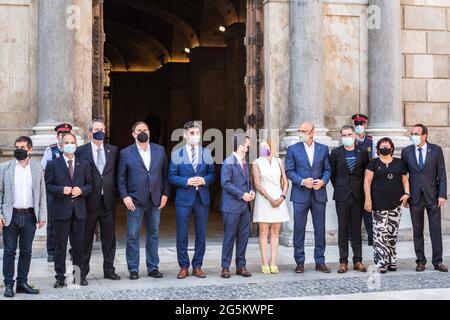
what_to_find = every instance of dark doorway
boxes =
[98,0,255,243]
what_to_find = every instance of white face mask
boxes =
[188,135,201,146]
[355,125,365,135]
[299,134,309,143]
[411,135,422,146]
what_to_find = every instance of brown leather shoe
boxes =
[295,264,305,273]
[337,263,348,274]
[295,264,304,274]
[221,268,231,279]
[353,262,367,272]
[315,264,331,273]
[236,267,252,277]
[434,263,448,272]
[177,268,189,279]
[416,263,426,272]
[192,267,207,278]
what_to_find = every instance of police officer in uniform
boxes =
[351,114,374,246]
[41,123,72,262]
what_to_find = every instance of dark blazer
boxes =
[168,146,215,207]
[401,143,447,206]
[44,156,93,221]
[76,142,119,212]
[330,146,369,202]
[220,154,254,213]
[285,142,332,204]
[117,143,170,208]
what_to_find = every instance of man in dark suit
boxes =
[285,122,332,273]
[220,135,255,279]
[118,121,170,280]
[76,119,121,285]
[401,124,448,272]
[45,133,92,288]
[169,121,215,279]
[330,125,369,274]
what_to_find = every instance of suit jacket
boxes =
[44,156,93,220]
[330,146,369,202]
[117,143,170,208]
[285,142,332,204]
[0,159,47,227]
[168,146,215,207]
[76,142,118,212]
[401,143,447,206]
[220,154,254,213]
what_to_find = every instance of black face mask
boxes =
[379,148,392,156]
[137,132,149,143]
[93,130,106,141]
[14,149,29,161]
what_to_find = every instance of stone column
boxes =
[263,0,289,140]
[367,0,412,235]
[33,0,92,237]
[32,0,92,150]
[367,0,408,147]
[282,0,333,147]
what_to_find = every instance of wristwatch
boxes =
[404,192,410,196]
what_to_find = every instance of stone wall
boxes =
[401,0,450,232]
[0,0,37,149]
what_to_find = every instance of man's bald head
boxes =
[299,122,315,132]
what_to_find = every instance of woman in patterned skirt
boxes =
[364,137,410,273]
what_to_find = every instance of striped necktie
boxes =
[191,146,198,172]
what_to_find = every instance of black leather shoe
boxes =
[148,270,163,278]
[80,278,88,286]
[129,272,139,280]
[47,255,55,263]
[104,272,121,280]
[53,280,66,289]
[16,283,39,295]
[4,285,14,298]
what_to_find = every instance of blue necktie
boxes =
[418,148,424,171]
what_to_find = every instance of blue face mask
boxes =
[93,130,105,141]
[411,135,422,146]
[355,125,365,135]
[63,144,77,154]
[341,137,355,147]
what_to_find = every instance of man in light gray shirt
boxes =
[0,136,47,298]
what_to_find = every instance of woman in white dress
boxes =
[252,139,290,274]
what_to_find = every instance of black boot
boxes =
[4,285,14,298]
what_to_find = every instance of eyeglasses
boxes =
[297,129,313,134]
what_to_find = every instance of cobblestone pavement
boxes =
[0,237,449,300]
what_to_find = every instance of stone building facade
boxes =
[0,0,449,242]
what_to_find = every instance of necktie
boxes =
[418,148,424,170]
[97,147,105,174]
[242,159,247,177]
[68,160,74,180]
[191,147,198,172]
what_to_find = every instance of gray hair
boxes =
[88,119,105,132]
[340,125,355,135]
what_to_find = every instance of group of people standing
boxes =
[0,114,447,298]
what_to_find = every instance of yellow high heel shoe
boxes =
[261,265,271,274]
[270,265,279,274]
